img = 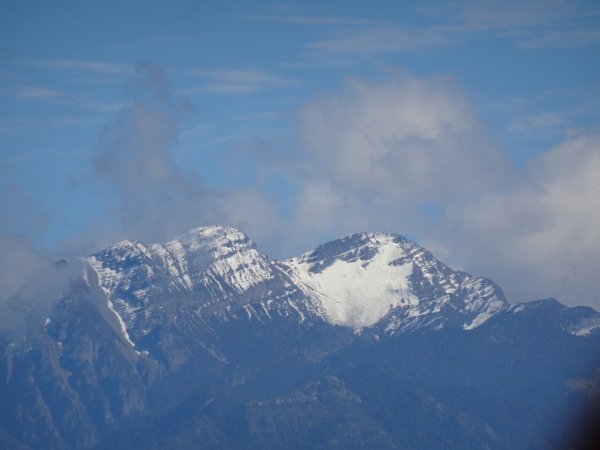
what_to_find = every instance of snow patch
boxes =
[285,235,418,328]
[107,298,138,349]
[88,257,138,352]
[568,319,600,336]
[287,300,305,324]
[464,312,494,330]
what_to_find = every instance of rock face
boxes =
[1,226,599,449]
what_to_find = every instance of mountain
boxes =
[282,231,507,330]
[1,226,599,449]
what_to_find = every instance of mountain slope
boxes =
[281,231,507,330]
[1,225,599,449]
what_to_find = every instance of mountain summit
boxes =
[1,225,599,449]
[87,226,509,349]
[282,231,507,329]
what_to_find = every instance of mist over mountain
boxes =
[1,225,599,449]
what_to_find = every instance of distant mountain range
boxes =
[1,226,599,449]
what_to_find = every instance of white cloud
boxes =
[182,69,298,95]
[515,27,600,48]
[16,58,131,75]
[297,76,508,205]
[509,111,569,132]
[441,132,600,306]
[455,0,580,27]
[282,181,400,255]
[220,189,285,253]
[38,63,599,310]
[238,13,381,26]
[289,182,345,241]
[91,64,222,243]
[306,25,466,54]
[9,86,64,100]
[0,235,47,304]
[88,64,288,252]
[304,0,600,54]
[144,34,189,44]
[278,75,600,308]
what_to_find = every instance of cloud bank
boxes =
[297,76,508,204]
[448,133,600,304]
[271,75,599,308]
[304,0,600,54]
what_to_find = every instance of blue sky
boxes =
[1,0,600,307]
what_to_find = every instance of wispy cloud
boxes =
[233,111,278,122]
[81,101,129,113]
[0,116,97,136]
[189,69,297,85]
[304,0,600,54]
[295,75,508,206]
[509,111,570,132]
[276,59,355,70]
[182,69,299,95]
[90,63,222,244]
[0,89,131,139]
[266,74,600,307]
[67,76,132,86]
[83,63,287,250]
[444,132,600,306]
[306,24,472,54]
[514,27,600,48]
[0,70,18,80]
[5,86,65,100]
[15,58,131,75]
[0,85,127,114]
[144,34,189,44]
[454,0,598,28]
[492,84,600,137]
[238,13,381,26]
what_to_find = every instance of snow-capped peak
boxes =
[173,225,253,251]
[167,225,274,294]
[87,225,283,347]
[289,232,408,270]
[282,233,417,328]
[86,225,509,346]
[281,231,508,330]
